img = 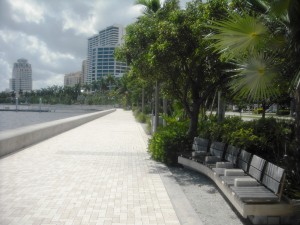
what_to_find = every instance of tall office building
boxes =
[81,59,87,85]
[87,24,128,83]
[64,71,81,87]
[9,58,32,94]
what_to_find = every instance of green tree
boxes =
[209,0,300,146]
[118,0,230,137]
[134,0,167,132]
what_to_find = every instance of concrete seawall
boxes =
[0,109,115,157]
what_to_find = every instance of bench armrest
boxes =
[205,156,221,163]
[216,162,234,169]
[234,177,260,187]
[192,151,209,157]
[224,169,245,176]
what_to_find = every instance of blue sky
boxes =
[0,0,192,92]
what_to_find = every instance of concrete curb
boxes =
[0,109,115,157]
[158,164,204,225]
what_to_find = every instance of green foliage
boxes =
[133,108,149,123]
[209,13,270,57]
[277,109,290,116]
[209,0,300,103]
[198,116,246,142]
[1,75,129,106]
[253,107,264,114]
[148,117,191,165]
[118,0,230,137]
[198,116,293,158]
[227,128,259,149]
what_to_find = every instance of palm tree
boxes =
[135,0,162,132]
[210,0,300,145]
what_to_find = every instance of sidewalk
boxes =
[0,109,201,225]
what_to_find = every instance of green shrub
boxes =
[197,115,217,139]
[148,118,191,165]
[253,108,263,114]
[277,109,290,116]
[136,112,147,123]
[227,128,259,149]
[132,107,150,125]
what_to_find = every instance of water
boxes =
[0,105,112,132]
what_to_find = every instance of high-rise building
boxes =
[81,59,87,84]
[64,71,81,87]
[9,58,32,94]
[87,24,128,83]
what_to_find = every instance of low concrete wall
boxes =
[0,109,115,157]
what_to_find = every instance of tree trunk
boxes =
[163,97,167,127]
[290,98,295,116]
[262,102,266,119]
[153,81,159,133]
[187,100,200,138]
[142,87,145,114]
[295,85,300,151]
[217,91,225,123]
[210,90,217,116]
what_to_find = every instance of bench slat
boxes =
[248,155,266,181]
[192,137,209,152]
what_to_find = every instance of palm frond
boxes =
[269,0,290,17]
[209,13,270,57]
[291,69,300,91]
[228,53,280,101]
[135,0,161,14]
[246,0,268,14]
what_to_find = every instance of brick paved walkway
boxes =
[0,110,183,225]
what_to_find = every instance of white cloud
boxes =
[0,54,11,92]
[33,69,63,90]
[0,30,75,67]
[61,10,97,36]
[0,0,194,92]
[8,0,45,24]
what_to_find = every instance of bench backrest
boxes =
[192,137,209,152]
[262,162,285,196]
[224,145,240,165]
[209,142,226,158]
[237,150,252,171]
[248,155,266,181]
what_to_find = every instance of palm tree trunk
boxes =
[217,91,225,123]
[262,101,266,119]
[295,85,300,151]
[163,97,167,127]
[153,81,159,133]
[210,90,217,116]
[187,100,200,138]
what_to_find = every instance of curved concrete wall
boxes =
[0,109,115,157]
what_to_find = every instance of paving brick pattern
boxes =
[0,110,181,225]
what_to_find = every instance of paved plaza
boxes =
[0,109,201,225]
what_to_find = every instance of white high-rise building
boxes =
[81,59,87,84]
[9,58,32,94]
[87,24,128,83]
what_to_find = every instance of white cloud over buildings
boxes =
[0,0,192,92]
